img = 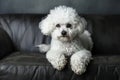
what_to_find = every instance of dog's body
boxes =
[38,6,93,75]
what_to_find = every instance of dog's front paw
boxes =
[70,50,92,75]
[52,57,67,70]
[46,51,67,70]
[71,61,86,75]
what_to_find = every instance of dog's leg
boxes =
[70,49,92,75]
[46,50,67,70]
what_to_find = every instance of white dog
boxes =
[38,6,93,75]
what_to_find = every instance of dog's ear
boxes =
[77,17,87,34]
[39,16,55,35]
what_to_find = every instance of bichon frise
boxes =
[38,6,93,75]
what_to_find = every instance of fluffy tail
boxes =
[35,44,50,53]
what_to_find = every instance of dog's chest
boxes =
[62,41,82,56]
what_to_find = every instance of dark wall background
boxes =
[0,0,120,14]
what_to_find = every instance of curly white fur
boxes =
[38,6,93,75]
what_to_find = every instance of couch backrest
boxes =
[89,15,120,55]
[0,15,120,55]
[0,15,51,53]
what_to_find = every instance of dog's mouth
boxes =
[58,35,69,38]
[58,36,71,42]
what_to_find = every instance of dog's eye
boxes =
[66,23,72,28]
[56,24,60,28]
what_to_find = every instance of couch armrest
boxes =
[0,28,15,59]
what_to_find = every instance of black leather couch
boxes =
[0,0,120,80]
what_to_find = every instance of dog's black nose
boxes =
[61,30,67,36]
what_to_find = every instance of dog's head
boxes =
[39,6,87,42]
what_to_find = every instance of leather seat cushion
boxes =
[0,52,73,80]
[0,52,120,80]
